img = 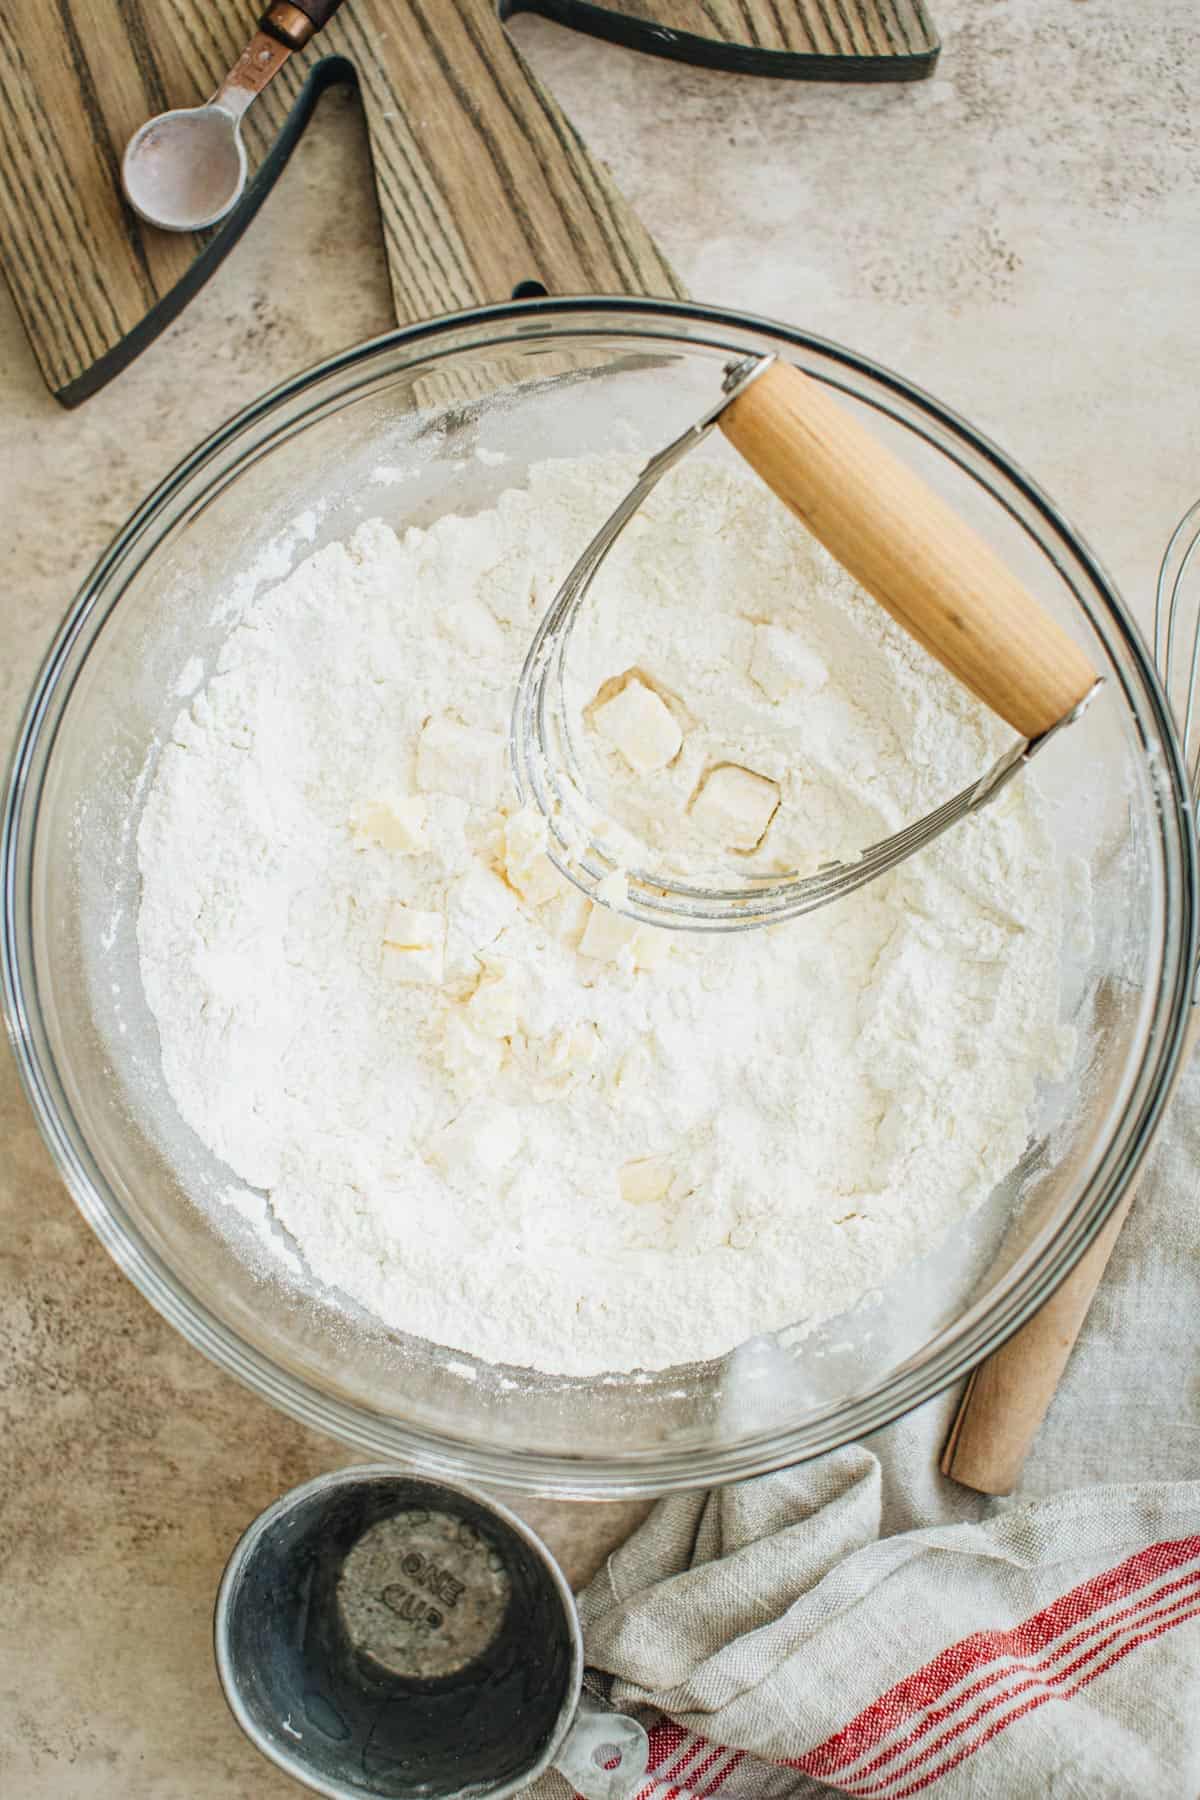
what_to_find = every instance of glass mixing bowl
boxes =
[3,300,1196,1496]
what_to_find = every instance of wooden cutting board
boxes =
[0,0,938,407]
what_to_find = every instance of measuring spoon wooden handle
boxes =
[720,361,1097,740]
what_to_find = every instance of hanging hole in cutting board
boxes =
[512,279,550,298]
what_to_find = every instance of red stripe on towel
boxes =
[874,1598,1200,1798]
[846,1571,1200,1794]
[796,1535,1200,1781]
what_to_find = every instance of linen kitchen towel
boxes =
[573,1459,1200,1798]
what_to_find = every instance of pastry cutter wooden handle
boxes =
[720,360,1098,739]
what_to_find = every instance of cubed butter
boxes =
[579,900,638,962]
[382,901,445,985]
[525,1024,598,1100]
[619,1156,673,1205]
[632,924,671,970]
[690,763,780,852]
[464,962,520,1039]
[592,678,682,774]
[417,716,507,808]
[595,868,627,909]
[749,625,828,703]
[447,865,519,954]
[580,886,670,972]
[440,1010,503,1084]
[350,795,429,853]
[503,806,562,906]
[609,1042,648,1098]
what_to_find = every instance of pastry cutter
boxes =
[511,354,1102,931]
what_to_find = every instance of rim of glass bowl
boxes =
[3,298,1196,1498]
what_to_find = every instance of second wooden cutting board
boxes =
[0,0,937,405]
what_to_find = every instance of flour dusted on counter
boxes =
[136,454,1076,1376]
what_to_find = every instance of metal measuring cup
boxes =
[214,1467,649,1800]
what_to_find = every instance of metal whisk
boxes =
[1156,497,1200,800]
[511,355,1101,932]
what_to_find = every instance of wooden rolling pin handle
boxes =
[942,1010,1200,1495]
[719,362,1098,742]
[940,1191,1134,1495]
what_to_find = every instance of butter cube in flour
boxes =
[579,901,638,963]
[504,806,562,906]
[750,625,828,704]
[464,962,520,1039]
[631,925,671,970]
[593,678,682,774]
[579,897,670,971]
[383,902,445,985]
[350,795,429,853]
[524,1024,599,1100]
[440,1010,503,1084]
[691,763,780,852]
[448,865,519,954]
[619,1157,673,1205]
[417,716,506,807]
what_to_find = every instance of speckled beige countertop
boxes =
[2,4,1198,1793]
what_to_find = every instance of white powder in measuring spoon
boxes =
[136,454,1077,1377]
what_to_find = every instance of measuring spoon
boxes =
[122,1,345,233]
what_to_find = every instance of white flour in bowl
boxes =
[136,453,1077,1377]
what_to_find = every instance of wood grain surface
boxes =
[0,0,937,406]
